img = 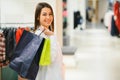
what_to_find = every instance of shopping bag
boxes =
[26,39,45,79]
[9,30,44,79]
[39,38,51,66]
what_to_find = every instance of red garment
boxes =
[114,1,120,33]
[15,27,30,44]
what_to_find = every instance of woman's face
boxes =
[38,7,53,28]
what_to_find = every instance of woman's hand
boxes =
[44,28,54,36]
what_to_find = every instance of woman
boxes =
[19,2,64,80]
[35,2,64,80]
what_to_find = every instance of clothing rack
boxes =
[0,22,34,24]
[0,22,34,28]
[0,23,34,80]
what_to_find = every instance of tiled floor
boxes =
[63,23,120,80]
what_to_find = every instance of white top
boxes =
[35,27,64,80]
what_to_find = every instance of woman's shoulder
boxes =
[34,28,42,34]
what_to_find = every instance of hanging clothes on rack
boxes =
[2,28,17,62]
[0,28,18,80]
[0,32,6,66]
[113,1,120,34]
[15,27,30,44]
[0,23,33,80]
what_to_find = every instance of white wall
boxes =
[0,0,56,25]
[1,0,30,23]
[0,0,37,27]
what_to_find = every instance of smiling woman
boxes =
[18,2,64,80]
[34,3,64,80]
[39,7,54,28]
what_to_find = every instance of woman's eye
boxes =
[42,13,53,16]
[42,13,47,16]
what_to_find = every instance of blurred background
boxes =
[0,0,120,80]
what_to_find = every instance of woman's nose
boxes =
[46,15,50,19]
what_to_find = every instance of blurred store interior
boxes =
[0,0,120,80]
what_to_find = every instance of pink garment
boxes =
[63,10,67,17]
